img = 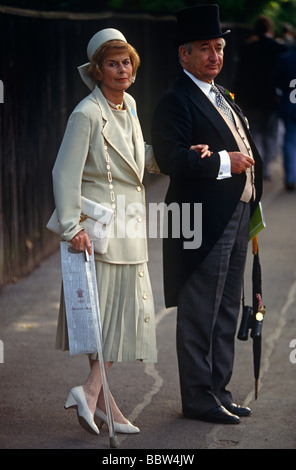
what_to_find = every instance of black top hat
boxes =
[176,4,231,45]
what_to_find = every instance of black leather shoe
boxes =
[198,406,240,424]
[224,403,251,417]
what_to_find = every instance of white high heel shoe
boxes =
[94,408,140,434]
[64,386,100,436]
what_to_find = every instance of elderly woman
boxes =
[52,28,161,436]
[52,28,211,437]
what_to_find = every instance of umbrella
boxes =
[237,235,265,399]
[60,241,119,447]
[250,235,265,398]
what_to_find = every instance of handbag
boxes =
[46,197,114,254]
[47,138,116,255]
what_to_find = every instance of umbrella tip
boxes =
[255,380,258,399]
[110,435,120,448]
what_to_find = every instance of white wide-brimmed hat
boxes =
[78,28,127,90]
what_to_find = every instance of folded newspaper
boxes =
[60,241,100,356]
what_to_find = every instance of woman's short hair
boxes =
[88,40,140,84]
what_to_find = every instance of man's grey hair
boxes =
[178,42,193,64]
[178,38,226,65]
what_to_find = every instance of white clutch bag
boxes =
[46,196,114,254]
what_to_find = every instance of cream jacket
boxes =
[52,86,159,264]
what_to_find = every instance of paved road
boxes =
[0,157,295,451]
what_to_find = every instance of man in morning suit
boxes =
[151,4,263,424]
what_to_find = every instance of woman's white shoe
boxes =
[64,386,100,436]
[94,407,140,434]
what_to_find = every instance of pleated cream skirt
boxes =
[55,261,157,363]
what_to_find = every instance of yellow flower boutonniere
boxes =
[225,89,235,102]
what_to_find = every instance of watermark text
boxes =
[289,339,296,363]
[0,80,3,103]
[289,79,296,104]
[0,340,3,363]
[93,197,202,250]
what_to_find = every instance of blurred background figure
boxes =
[274,44,296,191]
[234,15,286,180]
[277,23,295,48]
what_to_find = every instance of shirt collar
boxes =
[183,69,213,97]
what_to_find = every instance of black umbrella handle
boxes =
[251,306,265,338]
[237,305,252,341]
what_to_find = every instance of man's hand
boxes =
[190,144,213,158]
[71,230,92,255]
[228,152,254,174]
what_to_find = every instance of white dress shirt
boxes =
[184,70,231,180]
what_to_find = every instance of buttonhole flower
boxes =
[225,89,235,102]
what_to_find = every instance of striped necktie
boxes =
[211,85,235,125]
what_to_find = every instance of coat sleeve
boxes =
[52,109,91,241]
[151,91,221,179]
[144,144,161,174]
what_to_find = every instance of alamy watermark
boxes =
[93,196,202,250]
[0,340,3,363]
[0,80,3,103]
[289,339,296,364]
[289,79,296,103]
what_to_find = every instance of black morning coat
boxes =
[151,72,263,308]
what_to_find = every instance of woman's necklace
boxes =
[105,98,124,110]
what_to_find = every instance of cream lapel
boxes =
[90,87,142,179]
[124,94,145,181]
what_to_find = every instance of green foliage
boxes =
[2,0,296,31]
[106,0,268,20]
[262,0,296,33]
[1,0,108,11]
[216,0,270,22]
[106,0,296,30]
[107,0,185,13]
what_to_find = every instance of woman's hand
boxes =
[190,144,213,158]
[71,230,92,255]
